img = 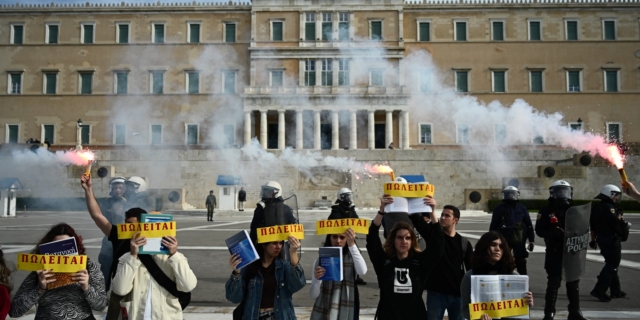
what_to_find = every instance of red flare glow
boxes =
[365,164,395,181]
[605,145,624,169]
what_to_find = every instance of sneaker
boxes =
[590,289,611,302]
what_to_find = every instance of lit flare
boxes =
[76,151,95,177]
[605,145,628,185]
[365,164,395,181]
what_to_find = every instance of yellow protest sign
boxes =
[383,183,435,198]
[17,254,87,273]
[257,224,305,243]
[315,218,370,235]
[117,222,177,239]
[468,298,529,320]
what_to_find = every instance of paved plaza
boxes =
[1,209,640,319]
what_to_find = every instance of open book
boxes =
[470,275,530,319]
[39,237,79,290]
[384,197,432,214]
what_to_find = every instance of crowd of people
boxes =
[0,175,635,320]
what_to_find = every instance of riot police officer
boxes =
[249,181,297,244]
[329,188,358,219]
[489,186,535,275]
[590,184,630,302]
[535,180,587,320]
[124,176,156,212]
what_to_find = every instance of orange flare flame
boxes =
[365,164,395,181]
[605,145,624,169]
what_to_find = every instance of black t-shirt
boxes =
[425,233,472,296]
[108,225,131,279]
[259,262,276,309]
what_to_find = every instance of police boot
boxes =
[609,270,627,298]
[543,276,561,320]
[567,280,588,320]
[591,267,613,302]
[515,258,528,275]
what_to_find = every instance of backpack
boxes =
[460,235,471,273]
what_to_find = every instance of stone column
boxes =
[278,110,285,150]
[332,111,339,150]
[296,110,303,149]
[314,110,321,150]
[385,110,393,148]
[368,110,375,149]
[260,110,267,149]
[244,111,251,146]
[398,112,404,150]
[403,110,410,149]
[350,110,357,149]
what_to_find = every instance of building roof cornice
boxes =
[404,0,640,8]
[0,1,251,13]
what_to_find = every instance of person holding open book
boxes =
[9,223,108,320]
[366,194,444,320]
[309,227,367,320]
[460,231,534,320]
[226,236,305,320]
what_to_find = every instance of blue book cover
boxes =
[39,237,78,256]
[225,230,259,269]
[139,213,173,255]
[319,247,343,281]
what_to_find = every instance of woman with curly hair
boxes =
[460,231,534,320]
[0,246,12,320]
[9,223,108,320]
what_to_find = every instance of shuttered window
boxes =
[493,71,506,92]
[116,72,128,94]
[189,24,200,43]
[530,71,542,92]
[456,71,468,92]
[80,73,92,94]
[529,21,541,41]
[492,21,504,41]
[152,72,163,94]
[604,21,616,40]
[12,25,23,44]
[154,24,165,43]
[45,73,57,94]
[188,72,199,94]
[272,22,283,41]
[48,25,59,44]
[80,125,90,144]
[568,71,580,92]
[566,21,578,40]
[370,21,382,40]
[7,125,19,143]
[118,24,129,43]
[187,125,198,145]
[83,24,94,44]
[419,22,430,41]
[605,70,618,92]
[115,125,126,145]
[455,22,467,41]
[43,125,54,144]
[225,23,236,43]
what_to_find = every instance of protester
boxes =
[366,194,444,319]
[238,187,247,211]
[310,228,367,320]
[489,186,535,275]
[124,176,156,212]
[226,236,305,320]
[590,185,629,302]
[425,205,473,320]
[460,231,534,320]
[621,180,640,202]
[98,176,127,290]
[111,231,197,320]
[328,187,366,285]
[206,190,217,221]
[0,247,11,320]
[81,174,146,320]
[9,223,108,319]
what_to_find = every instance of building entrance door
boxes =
[374,124,385,149]
[321,124,331,150]
[267,123,278,149]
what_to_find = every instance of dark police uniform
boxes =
[590,198,627,298]
[489,201,534,275]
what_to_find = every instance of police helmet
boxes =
[395,177,408,184]
[597,184,622,202]
[549,180,572,200]
[260,181,282,199]
[126,176,147,193]
[337,187,353,204]
[502,186,520,200]
[109,176,126,186]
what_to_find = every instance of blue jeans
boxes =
[427,290,464,320]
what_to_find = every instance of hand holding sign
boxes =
[288,236,301,253]
[161,236,178,256]
[72,269,90,291]
[130,232,147,258]
[345,228,356,247]
[37,269,56,290]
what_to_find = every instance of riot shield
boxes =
[282,194,301,260]
[562,203,591,282]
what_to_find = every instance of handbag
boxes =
[138,254,191,310]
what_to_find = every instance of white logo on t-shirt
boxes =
[394,267,412,293]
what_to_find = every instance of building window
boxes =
[529,70,543,92]
[117,23,129,44]
[533,135,544,144]
[188,22,201,43]
[187,71,199,94]
[42,124,54,144]
[419,124,432,144]
[339,13,349,41]
[304,59,316,86]
[8,73,23,94]
[492,70,506,93]
[46,23,59,44]
[322,13,332,41]
[150,124,162,145]
[224,124,235,146]
[186,124,198,145]
[321,59,333,86]
[338,59,349,86]
[152,23,165,43]
[455,20,467,41]
[79,72,93,94]
[115,71,128,94]
[606,122,621,143]
[604,70,619,92]
[224,23,236,43]
[151,71,164,94]
[80,125,90,145]
[495,124,507,144]
[81,22,95,44]
[491,20,505,41]
[567,70,581,92]
[305,13,316,41]
[455,70,468,93]
[457,124,469,144]
[270,70,284,87]
[369,69,383,86]
[271,21,283,41]
[11,24,24,45]
[44,72,57,94]
[418,21,430,42]
[528,20,541,41]
[6,125,19,143]
[114,124,126,145]
[565,20,579,41]
[569,122,582,131]
[370,20,382,40]
[223,71,236,93]
[603,19,616,40]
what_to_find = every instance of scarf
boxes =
[310,249,356,320]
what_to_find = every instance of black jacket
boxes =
[249,198,297,244]
[238,190,246,202]
[591,198,628,240]
[328,203,359,220]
